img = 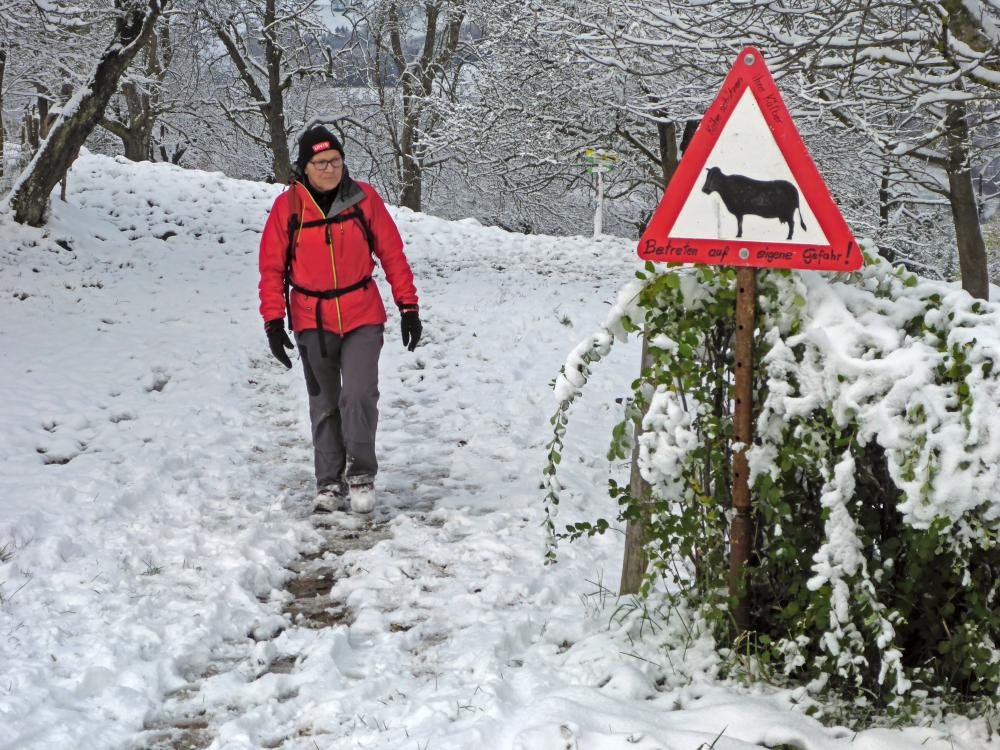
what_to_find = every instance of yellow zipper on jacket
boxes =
[305,192,344,332]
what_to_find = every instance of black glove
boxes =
[400,307,422,352]
[265,318,294,368]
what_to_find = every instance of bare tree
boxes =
[1,0,41,181]
[342,0,469,212]
[426,0,707,234]
[0,47,6,178]
[196,0,335,183]
[2,0,121,191]
[6,0,170,226]
[100,16,177,161]
[130,3,228,171]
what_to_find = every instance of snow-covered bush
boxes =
[545,252,1000,715]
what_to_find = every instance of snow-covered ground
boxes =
[0,152,994,749]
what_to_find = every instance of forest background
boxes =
[5,0,1000,299]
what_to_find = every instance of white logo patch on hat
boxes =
[311,141,332,153]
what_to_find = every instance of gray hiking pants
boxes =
[295,325,383,489]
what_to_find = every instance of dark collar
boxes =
[303,169,365,217]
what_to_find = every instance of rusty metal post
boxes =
[730,266,756,633]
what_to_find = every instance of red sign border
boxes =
[638,47,861,272]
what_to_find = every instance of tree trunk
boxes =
[124,131,151,161]
[399,90,422,211]
[36,87,50,140]
[879,164,890,229]
[0,48,6,180]
[679,119,699,154]
[946,102,989,300]
[266,105,290,184]
[875,162,896,263]
[400,153,422,211]
[101,114,152,161]
[102,20,174,162]
[387,2,463,214]
[102,82,156,162]
[657,118,677,188]
[208,0,291,183]
[10,0,168,226]
[123,82,155,160]
[158,123,187,164]
[264,0,291,183]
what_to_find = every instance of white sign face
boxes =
[669,90,830,246]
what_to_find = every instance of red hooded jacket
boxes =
[258,178,418,333]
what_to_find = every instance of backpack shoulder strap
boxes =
[351,205,376,260]
[282,180,304,330]
[285,181,303,262]
[306,204,376,260]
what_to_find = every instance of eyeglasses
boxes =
[309,157,343,171]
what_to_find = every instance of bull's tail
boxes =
[797,206,806,231]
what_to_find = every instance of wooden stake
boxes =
[619,333,654,595]
[730,266,757,633]
[620,118,688,597]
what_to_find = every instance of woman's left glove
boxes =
[399,305,422,352]
[265,318,294,368]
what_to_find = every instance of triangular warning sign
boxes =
[638,47,860,272]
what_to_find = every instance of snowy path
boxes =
[129,206,642,750]
[1,153,995,750]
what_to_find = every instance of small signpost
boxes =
[636,47,861,633]
[584,148,617,237]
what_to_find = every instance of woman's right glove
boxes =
[265,318,294,368]
[399,305,422,352]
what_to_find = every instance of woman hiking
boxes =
[258,125,422,513]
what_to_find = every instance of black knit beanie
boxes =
[295,126,344,174]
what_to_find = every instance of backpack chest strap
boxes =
[298,208,376,257]
[300,207,364,229]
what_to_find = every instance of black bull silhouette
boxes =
[702,166,806,240]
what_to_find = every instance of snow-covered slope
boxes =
[0,152,991,749]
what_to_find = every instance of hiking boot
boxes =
[314,482,347,512]
[348,482,376,514]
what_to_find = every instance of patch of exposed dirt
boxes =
[283,510,393,626]
[139,714,211,750]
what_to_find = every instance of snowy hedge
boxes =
[544,252,1000,714]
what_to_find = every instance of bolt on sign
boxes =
[638,47,861,272]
